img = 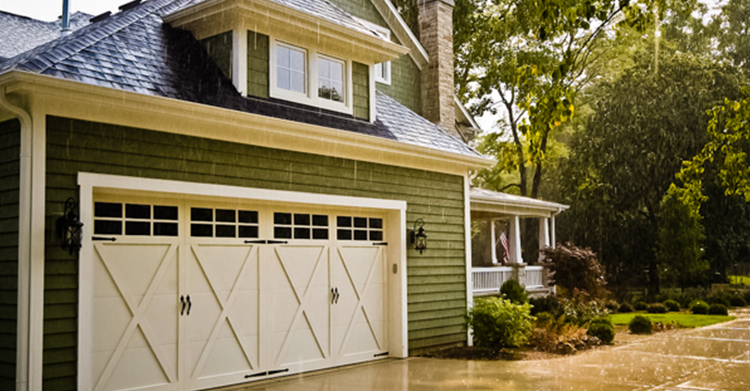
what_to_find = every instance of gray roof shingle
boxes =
[0,11,91,60]
[0,0,482,159]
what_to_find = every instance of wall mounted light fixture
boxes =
[409,218,427,254]
[57,197,84,254]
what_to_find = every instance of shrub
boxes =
[604,300,619,312]
[743,290,750,305]
[647,303,668,314]
[467,297,534,348]
[708,304,729,315]
[540,243,608,298]
[707,295,730,307]
[634,301,648,311]
[618,303,634,313]
[557,293,611,326]
[529,296,561,315]
[729,296,746,307]
[587,323,615,344]
[500,279,529,304]
[535,312,555,328]
[690,300,709,314]
[590,317,614,328]
[629,315,653,334]
[663,300,680,312]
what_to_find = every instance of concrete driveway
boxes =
[226,309,750,391]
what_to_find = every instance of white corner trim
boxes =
[454,96,479,129]
[233,25,248,96]
[0,89,34,391]
[463,173,473,347]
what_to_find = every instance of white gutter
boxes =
[0,88,32,391]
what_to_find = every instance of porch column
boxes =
[508,216,522,264]
[490,218,498,264]
[550,216,556,248]
[539,217,550,262]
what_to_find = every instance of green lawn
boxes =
[729,275,750,285]
[610,312,735,328]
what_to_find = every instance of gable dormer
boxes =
[164,0,409,122]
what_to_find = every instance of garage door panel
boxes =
[105,328,172,391]
[85,195,393,391]
[91,242,180,391]
[186,244,261,388]
[332,245,387,364]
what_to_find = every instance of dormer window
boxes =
[276,43,306,94]
[318,56,345,103]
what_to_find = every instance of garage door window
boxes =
[336,216,383,241]
[190,207,259,238]
[274,212,329,240]
[93,202,179,237]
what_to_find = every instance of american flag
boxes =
[498,230,510,265]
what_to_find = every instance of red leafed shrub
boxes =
[541,243,608,299]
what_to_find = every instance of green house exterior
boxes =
[0,0,487,390]
[0,119,20,391]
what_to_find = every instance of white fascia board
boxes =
[369,0,429,69]
[1,71,494,175]
[470,199,568,218]
[455,96,480,130]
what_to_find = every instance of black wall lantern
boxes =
[409,218,428,254]
[57,197,84,254]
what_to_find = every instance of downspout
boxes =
[0,88,33,391]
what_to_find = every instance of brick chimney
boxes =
[419,0,458,138]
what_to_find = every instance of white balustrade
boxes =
[472,267,514,294]
[525,265,544,288]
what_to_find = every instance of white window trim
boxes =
[356,18,392,85]
[269,38,354,115]
[375,61,391,85]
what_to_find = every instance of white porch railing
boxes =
[525,265,544,288]
[472,265,548,295]
[472,266,514,294]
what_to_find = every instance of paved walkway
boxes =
[227,309,750,391]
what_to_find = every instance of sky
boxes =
[0,0,127,21]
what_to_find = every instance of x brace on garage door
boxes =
[77,173,408,391]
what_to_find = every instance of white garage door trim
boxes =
[77,173,408,391]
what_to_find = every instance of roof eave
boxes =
[0,70,493,174]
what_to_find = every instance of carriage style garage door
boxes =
[82,190,393,391]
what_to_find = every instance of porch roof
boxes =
[470,188,568,218]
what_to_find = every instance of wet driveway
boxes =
[227,309,750,391]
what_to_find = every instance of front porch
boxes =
[470,188,569,297]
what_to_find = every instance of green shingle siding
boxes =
[43,116,466,389]
[326,0,389,28]
[247,31,269,99]
[201,31,233,80]
[353,62,370,120]
[0,119,19,391]
[377,54,422,115]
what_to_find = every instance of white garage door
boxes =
[85,194,389,391]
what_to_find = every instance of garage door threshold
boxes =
[210,358,404,391]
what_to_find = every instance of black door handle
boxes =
[180,295,185,315]
[334,288,339,304]
[186,295,192,315]
[331,288,335,304]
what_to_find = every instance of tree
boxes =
[540,243,608,298]
[657,186,707,290]
[559,52,745,294]
[454,0,653,198]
